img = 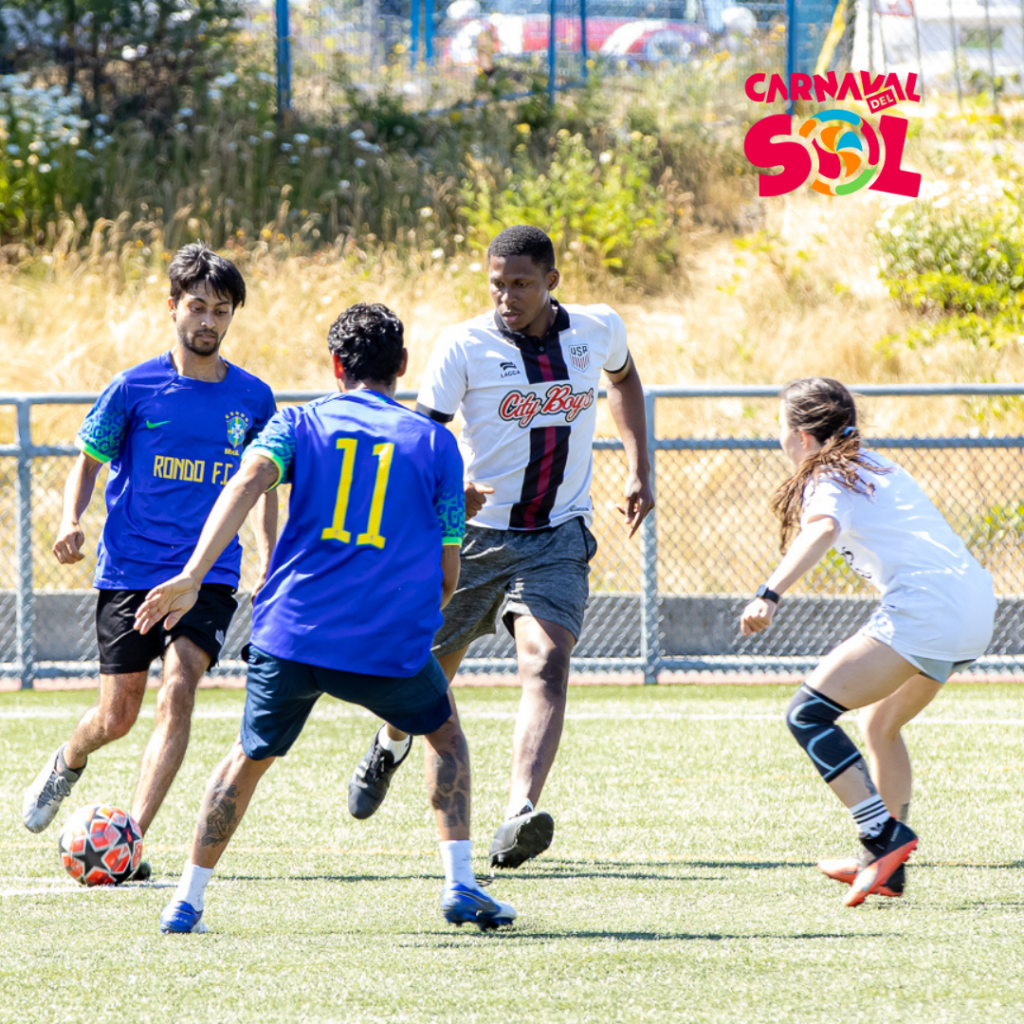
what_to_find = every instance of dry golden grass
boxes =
[5,176,1023,449]
[4,140,1024,597]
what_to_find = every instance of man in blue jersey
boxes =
[134,303,516,934]
[22,245,277,869]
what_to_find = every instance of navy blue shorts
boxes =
[240,644,453,760]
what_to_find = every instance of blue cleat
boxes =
[441,883,517,932]
[159,900,208,934]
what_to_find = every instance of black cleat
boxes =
[348,732,411,820]
[489,809,554,869]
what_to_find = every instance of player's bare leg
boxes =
[488,615,573,869]
[66,670,150,768]
[860,673,942,820]
[160,738,275,933]
[509,615,573,809]
[190,739,276,869]
[424,690,516,929]
[423,694,471,841]
[347,646,470,819]
[131,636,211,835]
[791,635,923,904]
[23,669,147,833]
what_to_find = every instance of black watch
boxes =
[755,584,781,604]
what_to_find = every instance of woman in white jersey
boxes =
[741,378,996,906]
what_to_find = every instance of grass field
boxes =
[2,683,1023,1023]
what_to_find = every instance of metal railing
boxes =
[2,384,1022,688]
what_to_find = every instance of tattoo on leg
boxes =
[852,759,879,796]
[430,733,470,830]
[899,802,910,824]
[199,782,240,848]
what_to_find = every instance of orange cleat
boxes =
[844,821,918,907]
[818,856,904,897]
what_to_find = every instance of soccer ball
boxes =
[58,803,143,886]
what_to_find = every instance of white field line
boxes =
[1,707,1024,726]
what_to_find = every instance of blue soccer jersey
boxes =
[76,353,276,590]
[245,389,465,676]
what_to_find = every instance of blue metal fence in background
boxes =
[2,385,1022,689]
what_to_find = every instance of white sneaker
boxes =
[23,745,83,833]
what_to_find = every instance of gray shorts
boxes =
[433,517,598,656]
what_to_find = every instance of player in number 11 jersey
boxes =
[136,303,516,934]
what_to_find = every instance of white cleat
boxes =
[22,745,83,833]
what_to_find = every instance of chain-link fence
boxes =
[272,0,789,114]
[2,385,1022,687]
[863,0,1024,108]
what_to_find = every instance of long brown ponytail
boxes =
[771,378,888,552]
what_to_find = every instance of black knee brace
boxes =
[786,684,863,782]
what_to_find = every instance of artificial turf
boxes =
[1,683,1022,1023]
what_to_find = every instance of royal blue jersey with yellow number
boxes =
[76,353,275,590]
[246,389,465,676]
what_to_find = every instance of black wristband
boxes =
[755,584,781,604]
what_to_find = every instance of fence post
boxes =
[275,0,292,117]
[640,389,658,684]
[983,0,999,116]
[580,0,587,81]
[15,400,35,690]
[548,0,557,106]
[949,0,963,111]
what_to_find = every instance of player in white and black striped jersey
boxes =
[346,225,655,869]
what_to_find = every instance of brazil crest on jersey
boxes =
[76,353,275,590]
[245,389,465,677]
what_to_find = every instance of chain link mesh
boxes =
[5,394,1022,681]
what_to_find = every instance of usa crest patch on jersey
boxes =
[569,344,590,371]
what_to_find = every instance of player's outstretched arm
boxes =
[605,355,654,538]
[740,516,840,636]
[52,453,103,564]
[250,490,279,596]
[135,456,279,633]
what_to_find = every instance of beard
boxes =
[182,329,222,356]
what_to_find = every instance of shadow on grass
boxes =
[409,929,887,944]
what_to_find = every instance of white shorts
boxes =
[859,597,995,683]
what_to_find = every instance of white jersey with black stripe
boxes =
[418,302,630,531]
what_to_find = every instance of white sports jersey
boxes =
[418,301,630,531]
[801,451,995,660]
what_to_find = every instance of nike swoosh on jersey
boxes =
[145,420,171,428]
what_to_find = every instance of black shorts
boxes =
[96,585,238,675]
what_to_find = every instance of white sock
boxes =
[851,796,891,839]
[378,726,411,760]
[439,840,475,888]
[174,862,214,911]
[505,797,533,820]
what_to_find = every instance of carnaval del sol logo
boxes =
[743,71,922,199]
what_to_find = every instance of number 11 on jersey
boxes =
[321,438,394,549]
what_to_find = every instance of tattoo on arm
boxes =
[429,733,470,830]
[199,782,241,848]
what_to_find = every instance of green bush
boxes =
[461,128,688,287]
[872,177,1024,348]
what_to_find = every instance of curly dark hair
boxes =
[771,377,889,552]
[168,243,246,310]
[327,303,405,383]
[487,225,556,273]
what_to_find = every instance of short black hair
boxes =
[168,243,246,310]
[327,303,405,383]
[487,225,556,274]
